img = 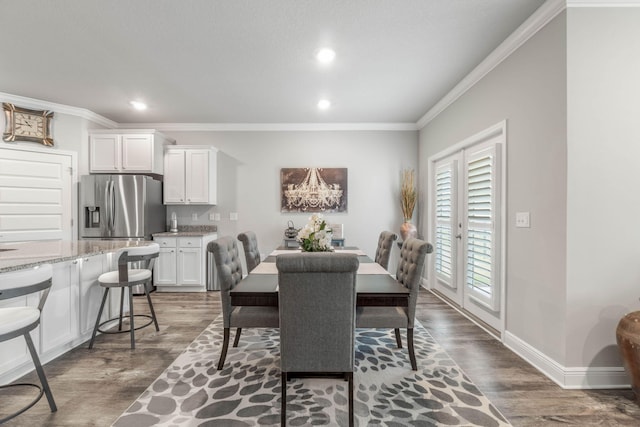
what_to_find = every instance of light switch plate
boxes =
[230,212,238,221]
[214,213,221,221]
[191,213,198,221]
[209,213,215,221]
[515,212,530,228]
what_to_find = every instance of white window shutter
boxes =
[464,142,500,311]
[434,158,457,289]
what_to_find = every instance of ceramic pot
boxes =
[616,311,640,404]
[400,221,417,242]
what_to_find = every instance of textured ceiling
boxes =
[0,0,546,124]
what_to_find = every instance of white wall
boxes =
[163,130,418,268]
[566,7,640,368]
[418,13,568,362]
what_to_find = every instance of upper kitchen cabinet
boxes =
[89,129,174,175]
[164,145,217,205]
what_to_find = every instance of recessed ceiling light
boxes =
[130,100,147,111]
[317,99,331,110]
[316,48,336,64]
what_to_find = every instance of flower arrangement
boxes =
[296,213,333,252]
[401,168,417,222]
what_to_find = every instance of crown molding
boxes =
[416,0,566,129]
[0,92,117,128]
[118,122,419,132]
[567,0,640,6]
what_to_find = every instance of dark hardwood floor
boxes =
[2,289,640,426]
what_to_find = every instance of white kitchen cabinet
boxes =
[89,129,174,174]
[154,233,216,291]
[78,254,107,337]
[41,260,79,355]
[164,146,217,204]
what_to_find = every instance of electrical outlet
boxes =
[209,213,215,221]
[214,213,221,221]
[515,212,530,228]
[230,212,238,221]
[191,213,198,221]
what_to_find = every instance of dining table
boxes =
[230,247,409,307]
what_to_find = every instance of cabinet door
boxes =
[155,247,177,285]
[90,134,120,172]
[177,247,202,285]
[186,150,210,203]
[164,150,186,203]
[121,134,154,172]
[78,255,106,336]
[41,261,79,354]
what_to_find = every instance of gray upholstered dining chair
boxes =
[374,230,397,270]
[209,236,279,370]
[237,231,261,273]
[277,252,359,427]
[356,237,432,370]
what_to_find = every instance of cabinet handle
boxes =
[84,258,89,262]
[72,260,78,264]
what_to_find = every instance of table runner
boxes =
[250,260,388,275]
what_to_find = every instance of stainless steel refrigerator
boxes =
[79,175,165,240]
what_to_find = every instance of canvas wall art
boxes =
[280,168,347,212]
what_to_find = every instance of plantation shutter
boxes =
[434,158,457,289]
[464,142,500,311]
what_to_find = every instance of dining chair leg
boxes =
[394,328,402,348]
[25,332,57,412]
[88,288,109,349]
[347,372,354,427]
[233,328,242,347]
[281,372,287,426]
[407,328,417,371]
[128,286,136,349]
[144,283,160,331]
[217,327,230,370]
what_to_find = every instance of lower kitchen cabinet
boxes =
[41,260,80,355]
[154,233,217,292]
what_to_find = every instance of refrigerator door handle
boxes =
[103,179,111,235]
[109,180,116,232]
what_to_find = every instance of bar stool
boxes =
[88,243,160,349]
[0,264,57,423]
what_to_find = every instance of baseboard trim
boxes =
[504,331,630,389]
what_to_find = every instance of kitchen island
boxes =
[0,239,156,385]
[0,239,154,272]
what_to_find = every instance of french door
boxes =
[430,122,505,332]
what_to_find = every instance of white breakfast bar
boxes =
[0,239,155,385]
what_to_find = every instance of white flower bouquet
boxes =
[296,213,333,252]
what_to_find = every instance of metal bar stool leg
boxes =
[88,288,110,349]
[128,286,135,349]
[143,282,159,331]
[24,332,57,412]
[118,287,125,331]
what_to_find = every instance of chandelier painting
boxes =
[281,168,348,213]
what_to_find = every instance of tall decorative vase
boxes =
[616,311,640,404]
[400,221,417,242]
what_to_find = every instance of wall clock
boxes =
[2,102,54,146]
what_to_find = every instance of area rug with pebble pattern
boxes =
[113,316,511,426]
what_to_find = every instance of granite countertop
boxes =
[0,240,155,273]
[152,225,218,238]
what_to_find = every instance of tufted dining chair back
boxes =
[237,231,261,273]
[374,231,397,270]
